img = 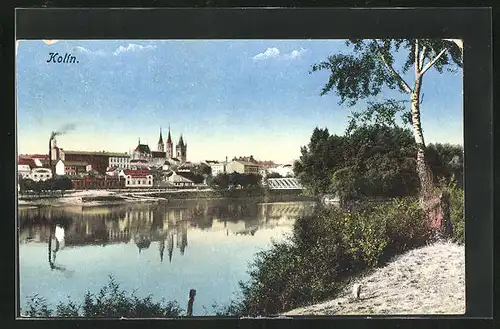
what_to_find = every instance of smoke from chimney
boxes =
[49,123,76,171]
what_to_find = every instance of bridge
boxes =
[266,178,304,190]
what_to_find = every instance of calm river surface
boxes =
[18,198,315,315]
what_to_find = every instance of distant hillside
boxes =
[284,241,465,316]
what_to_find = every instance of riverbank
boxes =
[18,188,315,208]
[283,240,465,316]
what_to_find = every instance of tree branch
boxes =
[420,47,449,77]
[379,53,412,94]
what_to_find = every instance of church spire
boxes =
[167,126,172,144]
[158,127,163,144]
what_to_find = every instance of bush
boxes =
[21,276,184,318]
[448,185,464,245]
[229,197,432,316]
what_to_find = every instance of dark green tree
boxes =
[329,124,419,202]
[53,176,74,196]
[312,39,462,209]
[245,174,262,188]
[266,172,283,179]
[293,127,345,196]
[425,143,463,188]
[194,163,212,177]
[294,124,419,201]
[210,173,230,190]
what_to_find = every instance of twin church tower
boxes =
[156,127,187,163]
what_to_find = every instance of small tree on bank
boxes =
[311,39,462,214]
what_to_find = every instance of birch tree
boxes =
[311,39,462,208]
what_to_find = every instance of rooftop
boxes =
[18,158,37,168]
[65,150,127,157]
[123,169,152,178]
[152,151,166,158]
[232,160,260,166]
[135,144,151,154]
[59,160,89,167]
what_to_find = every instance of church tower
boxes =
[176,135,187,163]
[157,128,164,152]
[166,126,173,159]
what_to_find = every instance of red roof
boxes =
[123,169,151,178]
[18,158,37,168]
[257,161,276,167]
[19,154,48,159]
[107,167,116,172]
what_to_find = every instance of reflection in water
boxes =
[19,200,315,264]
[47,224,74,277]
[19,199,315,315]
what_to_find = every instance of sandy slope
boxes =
[284,241,465,316]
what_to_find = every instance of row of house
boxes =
[18,153,203,188]
[206,157,294,178]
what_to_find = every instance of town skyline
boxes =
[17,39,463,163]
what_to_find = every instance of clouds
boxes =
[113,44,156,56]
[284,47,307,60]
[252,47,280,61]
[73,46,106,56]
[71,43,156,57]
[252,47,307,61]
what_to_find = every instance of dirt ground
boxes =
[284,240,465,316]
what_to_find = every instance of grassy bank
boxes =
[217,187,464,316]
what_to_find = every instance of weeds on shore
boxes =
[21,276,183,318]
[221,191,464,316]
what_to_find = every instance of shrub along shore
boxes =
[215,186,464,316]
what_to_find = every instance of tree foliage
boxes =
[266,172,284,179]
[425,143,463,188]
[312,39,462,205]
[209,172,262,190]
[294,124,419,201]
[293,127,345,196]
[18,176,74,196]
[312,39,462,107]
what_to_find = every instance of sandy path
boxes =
[284,241,465,316]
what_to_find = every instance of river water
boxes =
[18,198,315,316]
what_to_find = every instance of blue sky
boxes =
[16,40,463,163]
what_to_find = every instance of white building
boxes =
[226,160,260,175]
[108,153,131,169]
[18,165,32,179]
[120,169,153,188]
[167,172,195,187]
[30,168,53,181]
[55,159,90,177]
[18,158,38,179]
[210,162,227,176]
